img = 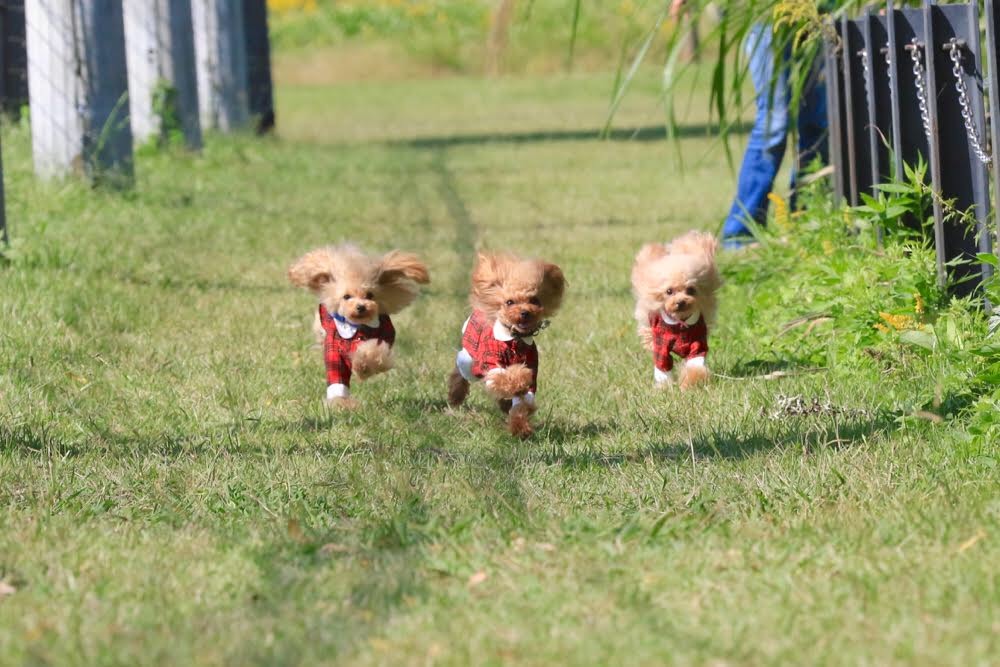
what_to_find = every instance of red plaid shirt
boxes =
[319,304,395,387]
[649,312,708,372]
[461,309,539,392]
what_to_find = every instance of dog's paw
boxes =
[507,401,536,439]
[679,363,710,389]
[327,396,359,410]
[351,340,395,380]
[447,367,470,407]
[484,364,534,400]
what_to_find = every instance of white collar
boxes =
[660,310,700,326]
[493,318,535,345]
[334,314,380,339]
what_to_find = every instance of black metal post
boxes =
[888,7,930,180]
[243,0,274,134]
[825,31,846,204]
[925,2,991,294]
[847,18,875,205]
[0,131,6,247]
[863,9,892,190]
[985,0,1000,257]
[1,0,28,116]
[841,16,861,205]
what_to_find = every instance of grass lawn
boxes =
[1,65,997,665]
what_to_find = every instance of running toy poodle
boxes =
[447,252,566,438]
[631,231,720,389]
[288,244,430,407]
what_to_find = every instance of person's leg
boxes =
[722,24,790,241]
[789,56,829,208]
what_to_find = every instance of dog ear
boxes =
[471,252,503,291]
[288,248,337,293]
[539,262,566,312]
[378,251,430,286]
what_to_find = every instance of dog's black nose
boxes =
[676,299,689,309]
[520,310,531,321]
[356,304,368,314]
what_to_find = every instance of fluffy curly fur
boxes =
[631,231,720,389]
[288,243,429,407]
[448,252,565,438]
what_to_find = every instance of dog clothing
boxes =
[319,303,395,399]
[456,309,539,405]
[649,310,708,382]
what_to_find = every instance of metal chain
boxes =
[884,45,895,116]
[906,38,933,141]
[858,48,871,99]
[946,38,992,165]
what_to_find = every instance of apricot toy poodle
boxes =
[447,252,566,438]
[631,231,720,389]
[288,244,430,407]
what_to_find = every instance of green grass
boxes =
[268,0,678,77]
[1,67,998,666]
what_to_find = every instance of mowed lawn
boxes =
[1,65,997,666]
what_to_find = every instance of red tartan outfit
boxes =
[319,304,395,391]
[457,309,539,394]
[649,311,708,372]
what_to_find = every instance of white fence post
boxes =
[25,0,133,184]
[123,0,202,149]
[192,0,248,132]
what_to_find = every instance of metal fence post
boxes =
[863,9,892,190]
[924,2,991,294]
[192,0,249,132]
[888,7,930,180]
[25,0,134,185]
[242,0,274,134]
[825,30,846,204]
[1,0,28,116]
[985,0,1000,256]
[123,0,203,150]
[844,16,874,205]
[0,131,6,247]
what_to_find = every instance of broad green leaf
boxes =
[899,329,936,351]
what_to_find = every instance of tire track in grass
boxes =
[429,147,478,297]
[427,148,533,520]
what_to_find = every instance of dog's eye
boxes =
[529,297,541,306]
[665,288,674,296]
[686,287,697,296]
[505,299,515,306]
[365,291,374,299]
[342,294,351,300]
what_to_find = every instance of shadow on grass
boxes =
[532,411,895,467]
[391,122,745,150]
[721,356,824,379]
[0,423,85,457]
[114,270,286,294]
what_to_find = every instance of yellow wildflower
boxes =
[914,292,925,316]
[768,192,791,233]
[879,311,916,331]
[822,239,834,256]
[874,323,891,334]
[267,0,316,13]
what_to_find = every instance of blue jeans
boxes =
[722,24,829,239]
